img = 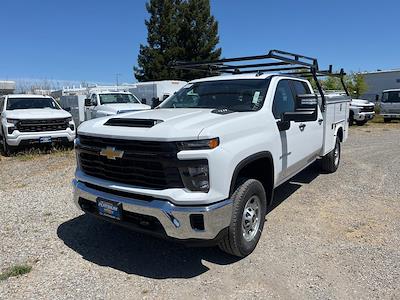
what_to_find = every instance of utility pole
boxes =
[115,73,121,87]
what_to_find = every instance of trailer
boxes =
[128,80,187,105]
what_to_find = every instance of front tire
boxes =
[1,133,15,156]
[321,137,341,173]
[384,118,391,123]
[355,120,367,126]
[218,179,267,257]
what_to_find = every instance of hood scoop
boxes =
[211,108,235,115]
[104,118,163,128]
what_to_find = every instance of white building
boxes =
[361,69,400,102]
[0,80,16,95]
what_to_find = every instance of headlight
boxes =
[6,118,19,125]
[177,138,219,151]
[66,117,73,122]
[179,161,209,192]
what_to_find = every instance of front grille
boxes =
[17,118,69,132]
[77,135,185,189]
[361,106,375,113]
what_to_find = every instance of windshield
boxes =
[160,79,270,112]
[6,98,60,110]
[99,93,140,105]
[382,91,400,103]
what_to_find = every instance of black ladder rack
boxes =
[172,49,349,110]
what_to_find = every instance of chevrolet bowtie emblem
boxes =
[100,147,124,160]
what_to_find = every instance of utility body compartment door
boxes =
[273,79,323,182]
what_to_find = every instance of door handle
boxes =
[318,118,323,125]
[299,123,306,131]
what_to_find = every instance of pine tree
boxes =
[134,0,221,82]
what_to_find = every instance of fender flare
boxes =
[229,151,274,203]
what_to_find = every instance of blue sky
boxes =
[0,0,399,84]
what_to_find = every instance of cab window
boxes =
[0,97,4,112]
[272,80,295,119]
[292,80,311,96]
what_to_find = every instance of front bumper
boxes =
[354,112,375,121]
[6,130,76,146]
[72,180,232,241]
[380,113,400,119]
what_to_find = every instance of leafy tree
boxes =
[134,0,221,82]
[346,73,368,98]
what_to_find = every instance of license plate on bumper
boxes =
[39,136,52,143]
[97,198,122,220]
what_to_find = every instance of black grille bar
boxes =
[17,118,69,132]
[77,135,194,189]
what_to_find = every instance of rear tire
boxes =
[384,118,391,123]
[321,137,341,173]
[218,179,267,257]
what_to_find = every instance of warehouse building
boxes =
[361,69,400,102]
[0,80,16,95]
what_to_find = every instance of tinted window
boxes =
[99,93,140,105]
[382,91,400,103]
[272,80,295,119]
[0,98,4,112]
[160,79,270,112]
[6,98,60,110]
[292,80,311,95]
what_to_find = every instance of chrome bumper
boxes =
[72,180,232,240]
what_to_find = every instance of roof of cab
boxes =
[383,89,400,92]
[6,94,53,98]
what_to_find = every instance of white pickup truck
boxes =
[72,50,350,257]
[349,98,375,125]
[0,94,76,155]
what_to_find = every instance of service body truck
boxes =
[72,51,350,257]
[380,89,400,122]
[128,80,187,106]
[0,94,76,155]
[60,90,151,125]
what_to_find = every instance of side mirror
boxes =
[84,98,92,106]
[283,94,318,123]
[151,97,160,109]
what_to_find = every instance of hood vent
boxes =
[104,118,163,128]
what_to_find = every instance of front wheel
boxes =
[218,179,267,257]
[355,120,367,126]
[1,133,15,156]
[321,137,341,173]
[384,118,391,123]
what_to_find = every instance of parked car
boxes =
[60,91,150,125]
[72,50,350,257]
[380,89,400,122]
[349,98,375,125]
[0,94,76,155]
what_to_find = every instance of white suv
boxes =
[0,94,76,155]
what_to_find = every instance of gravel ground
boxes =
[0,123,399,299]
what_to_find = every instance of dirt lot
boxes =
[0,123,399,299]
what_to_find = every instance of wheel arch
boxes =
[336,126,344,142]
[229,151,274,206]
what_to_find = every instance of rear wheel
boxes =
[321,137,341,173]
[384,118,391,123]
[218,179,267,257]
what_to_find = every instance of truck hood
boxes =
[4,108,72,120]
[100,103,151,114]
[78,108,247,141]
[351,99,373,107]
